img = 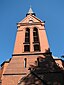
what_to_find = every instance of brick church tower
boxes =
[0,7,64,85]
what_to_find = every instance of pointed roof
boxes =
[26,7,36,16]
[28,7,34,14]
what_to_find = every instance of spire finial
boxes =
[26,6,36,16]
[28,6,34,14]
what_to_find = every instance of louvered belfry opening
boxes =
[33,27,40,51]
[24,28,30,52]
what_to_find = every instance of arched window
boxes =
[33,28,39,43]
[25,28,30,43]
[24,58,27,68]
[37,58,39,66]
[24,28,30,52]
[33,27,40,51]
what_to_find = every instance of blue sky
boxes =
[0,0,64,65]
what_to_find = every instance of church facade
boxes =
[0,8,64,85]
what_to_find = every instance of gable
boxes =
[18,15,43,24]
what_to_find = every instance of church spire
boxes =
[28,7,34,14]
[26,7,36,16]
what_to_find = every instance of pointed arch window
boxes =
[24,28,30,52]
[33,27,39,43]
[25,28,30,43]
[33,27,40,51]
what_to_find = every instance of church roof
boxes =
[18,10,44,25]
